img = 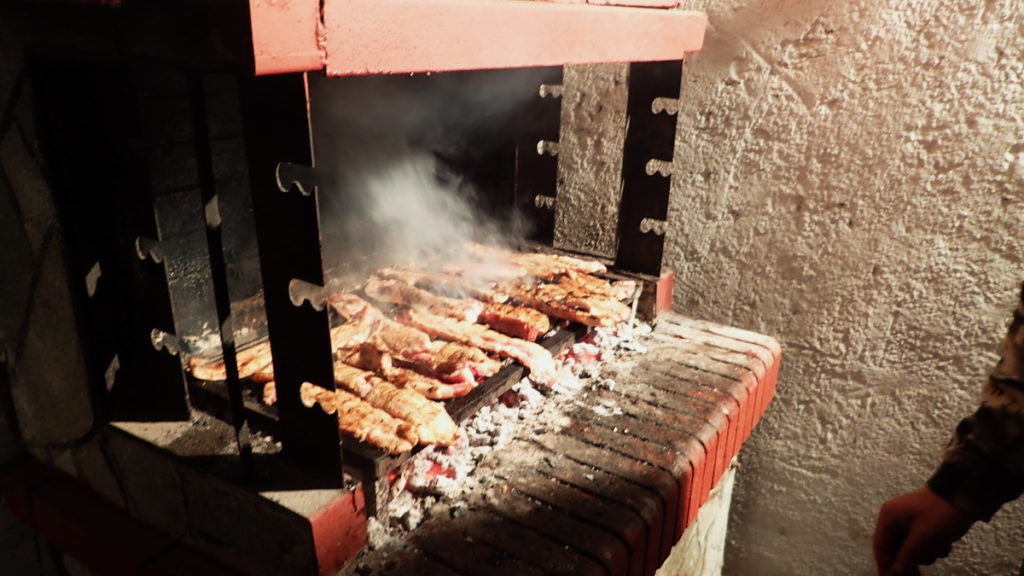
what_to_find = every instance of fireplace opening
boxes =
[1,2,780,576]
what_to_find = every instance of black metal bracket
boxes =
[615,60,684,275]
[514,66,564,246]
[239,73,343,485]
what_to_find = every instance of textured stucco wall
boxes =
[663,1,1024,574]
[557,1,1022,574]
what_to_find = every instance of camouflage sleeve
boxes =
[927,282,1024,521]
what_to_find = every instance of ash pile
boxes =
[363,319,652,551]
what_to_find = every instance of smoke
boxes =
[310,69,550,279]
[325,148,493,267]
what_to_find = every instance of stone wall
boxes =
[663,1,1023,574]
[0,5,325,574]
[557,1,1023,574]
[0,3,94,574]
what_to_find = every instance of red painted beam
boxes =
[249,0,323,76]
[533,0,681,7]
[249,0,706,76]
[323,0,706,76]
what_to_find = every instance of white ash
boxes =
[182,322,260,360]
[387,490,432,531]
[373,319,652,542]
[587,396,625,417]
[365,517,389,550]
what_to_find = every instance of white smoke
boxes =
[309,69,548,279]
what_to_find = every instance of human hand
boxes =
[873,487,978,575]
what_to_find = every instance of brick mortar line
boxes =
[640,364,748,405]
[477,507,607,576]
[5,195,57,363]
[0,358,28,464]
[562,429,678,478]
[530,435,667,503]
[2,458,236,576]
[577,387,717,443]
[509,481,638,572]
[485,505,614,576]
[417,546,473,576]
[541,466,655,546]
[647,330,774,376]
[0,68,26,146]
[0,132,103,456]
[513,438,658,527]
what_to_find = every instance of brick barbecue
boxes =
[347,313,778,576]
[0,1,780,575]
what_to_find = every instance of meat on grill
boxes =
[559,270,637,301]
[297,382,418,455]
[327,293,432,359]
[505,278,633,328]
[479,301,552,342]
[392,340,503,385]
[463,242,607,279]
[441,261,528,283]
[187,245,637,456]
[337,344,475,400]
[397,309,556,385]
[364,278,484,323]
[375,267,510,303]
[382,364,475,400]
[188,340,273,382]
[332,362,460,446]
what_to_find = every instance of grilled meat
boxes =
[298,382,418,454]
[397,309,556,385]
[375,267,510,303]
[463,242,607,279]
[337,344,475,400]
[188,340,273,382]
[389,339,502,385]
[364,278,484,323]
[479,301,551,342]
[333,363,460,446]
[428,341,503,378]
[559,270,637,301]
[327,293,432,359]
[441,261,529,283]
[506,278,632,328]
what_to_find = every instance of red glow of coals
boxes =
[425,462,456,480]
[498,390,519,408]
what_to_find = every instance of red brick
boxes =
[141,543,244,576]
[540,432,678,563]
[511,438,662,576]
[456,509,607,576]
[681,441,706,529]
[0,457,58,523]
[510,467,646,576]
[30,476,175,574]
[654,271,675,316]
[309,486,367,576]
[669,459,692,539]
[487,488,630,576]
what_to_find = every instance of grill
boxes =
[1,1,780,575]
